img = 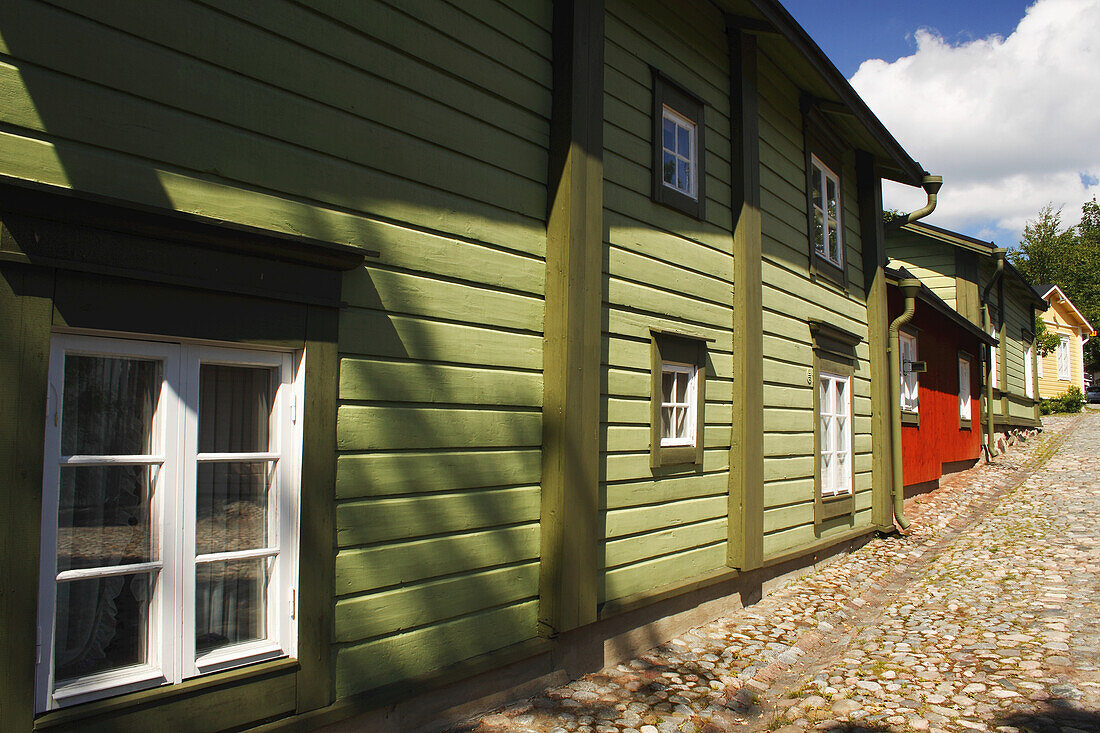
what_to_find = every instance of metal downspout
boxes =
[885,174,942,531]
[981,251,1006,458]
[889,280,921,530]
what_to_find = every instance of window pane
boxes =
[826,177,838,219]
[677,123,690,156]
[828,221,840,263]
[663,117,675,150]
[661,406,673,439]
[811,165,823,204]
[677,158,690,192]
[54,573,150,683]
[675,372,689,402]
[198,365,273,454]
[813,209,825,256]
[195,559,267,655]
[62,356,160,456]
[819,378,829,413]
[673,406,687,438]
[196,462,272,555]
[57,466,154,572]
[662,371,675,403]
[663,152,676,186]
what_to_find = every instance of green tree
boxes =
[1009,200,1100,373]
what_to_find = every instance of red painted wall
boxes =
[888,288,984,487]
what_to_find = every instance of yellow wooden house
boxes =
[1035,284,1094,396]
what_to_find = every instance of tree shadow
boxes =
[996,701,1100,733]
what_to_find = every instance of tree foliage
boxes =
[1008,199,1100,372]
[1033,313,1060,357]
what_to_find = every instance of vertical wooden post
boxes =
[0,263,53,731]
[539,0,603,636]
[727,25,763,571]
[296,304,340,712]
[856,151,894,529]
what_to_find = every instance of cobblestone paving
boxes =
[453,411,1100,733]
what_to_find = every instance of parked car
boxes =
[1087,387,1100,404]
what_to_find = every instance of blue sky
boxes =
[783,1,1032,78]
[781,0,1100,248]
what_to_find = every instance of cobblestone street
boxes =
[456,411,1100,733]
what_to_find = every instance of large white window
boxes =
[661,106,697,200]
[660,362,698,447]
[810,154,843,269]
[959,356,972,421]
[1024,342,1035,398]
[37,334,302,711]
[818,372,852,498]
[899,331,919,413]
[1058,335,1071,380]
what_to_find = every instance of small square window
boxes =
[650,332,706,467]
[659,362,697,447]
[652,72,705,219]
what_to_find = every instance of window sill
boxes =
[656,444,699,467]
[900,411,920,427]
[959,419,972,431]
[35,658,298,731]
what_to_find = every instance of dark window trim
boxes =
[802,99,849,290]
[651,70,706,220]
[809,320,861,527]
[650,331,708,468]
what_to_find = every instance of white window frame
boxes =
[1058,335,1071,380]
[959,356,972,421]
[660,106,698,200]
[989,326,999,390]
[899,331,919,414]
[659,361,698,448]
[810,154,843,269]
[818,371,852,498]
[1024,342,1035,399]
[36,334,303,712]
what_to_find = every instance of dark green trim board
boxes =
[856,151,894,529]
[296,305,340,712]
[0,264,52,733]
[539,0,603,637]
[726,25,763,572]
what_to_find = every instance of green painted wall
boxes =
[0,0,554,704]
[883,231,958,307]
[598,0,735,604]
[756,48,874,556]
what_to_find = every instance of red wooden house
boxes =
[886,267,997,493]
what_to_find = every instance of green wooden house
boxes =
[0,1,934,730]
[885,221,1047,451]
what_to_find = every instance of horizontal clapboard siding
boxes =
[884,231,958,305]
[599,0,734,604]
[0,0,554,699]
[757,47,874,555]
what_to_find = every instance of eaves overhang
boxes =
[884,265,998,346]
[1037,284,1094,332]
[721,0,926,187]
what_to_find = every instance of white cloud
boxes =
[851,0,1100,244]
